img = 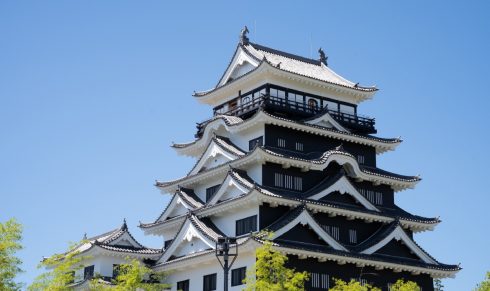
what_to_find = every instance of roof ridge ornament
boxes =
[121,218,128,230]
[319,47,328,66]
[240,26,250,45]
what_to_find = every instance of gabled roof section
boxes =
[216,44,262,87]
[303,109,349,132]
[306,174,380,212]
[246,42,375,92]
[194,41,377,104]
[358,221,438,264]
[158,145,420,193]
[70,220,162,258]
[172,110,401,157]
[188,136,245,175]
[142,188,204,229]
[264,204,348,251]
[206,168,252,206]
[157,214,225,263]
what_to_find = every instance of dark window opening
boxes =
[203,273,217,291]
[164,239,173,249]
[84,265,94,280]
[231,267,247,286]
[206,185,221,202]
[177,279,190,291]
[112,264,120,278]
[236,215,257,236]
[249,136,263,150]
[308,98,318,110]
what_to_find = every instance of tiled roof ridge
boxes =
[248,42,321,66]
[97,244,163,254]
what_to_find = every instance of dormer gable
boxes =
[158,215,220,263]
[154,189,203,223]
[188,137,245,176]
[266,205,348,251]
[217,45,261,87]
[360,224,437,264]
[206,170,253,205]
[303,111,349,132]
[307,175,379,212]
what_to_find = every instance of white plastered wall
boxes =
[210,204,259,237]
[73,255,132,282]
[165,251,256,291]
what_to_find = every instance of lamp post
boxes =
[215,237,238,291]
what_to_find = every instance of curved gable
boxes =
[361,225,437,264]
[307,175,379,212]
[269,207,348,251]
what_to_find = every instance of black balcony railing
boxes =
[207,95,376,133]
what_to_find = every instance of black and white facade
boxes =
[58,29,460,291]
[143,30,460,291]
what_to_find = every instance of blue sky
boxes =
[1,1,489,290]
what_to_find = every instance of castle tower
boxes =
[140,28,460,291]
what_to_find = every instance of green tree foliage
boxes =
[474,272,490,291]
[244,235,309,291]
[389,279,421,291]
[28,241,87,291]
[0,218,23,291]
[329,279,381,291]
[90,259,170,291]
[329,278,420,291]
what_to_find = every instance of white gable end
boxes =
[158,220,215,263]
[308,176,379,212]
[218,46,260,87]
[108,232,141,248]
[361,226,437,264]
[271,209,348,251]
[305,113,348,132]
[189,140,240,175]
[207,174,249,205]
[158,195,194,223]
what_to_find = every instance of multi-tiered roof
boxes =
[139,28,459,289]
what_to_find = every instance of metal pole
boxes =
[223,256,229,291]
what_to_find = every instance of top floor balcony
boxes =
[211,92,376,134]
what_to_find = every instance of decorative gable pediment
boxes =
[304,112,349,132]
[188,138,243,176]
[361,225,437,264]
[107,232,142,248]
[207,173,250,205]
[269,207,348,251]
[307,175,379,212]
[156,194,195,223]
[218,46,261,87]
[158,218,215,263]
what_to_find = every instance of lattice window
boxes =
[274,173,284,187]
[277,138,286,148]
[349,229,357,244]
[375,192,383,205]
[295,142,304,151]
[310,273,329,289]
[357,155,365,164]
